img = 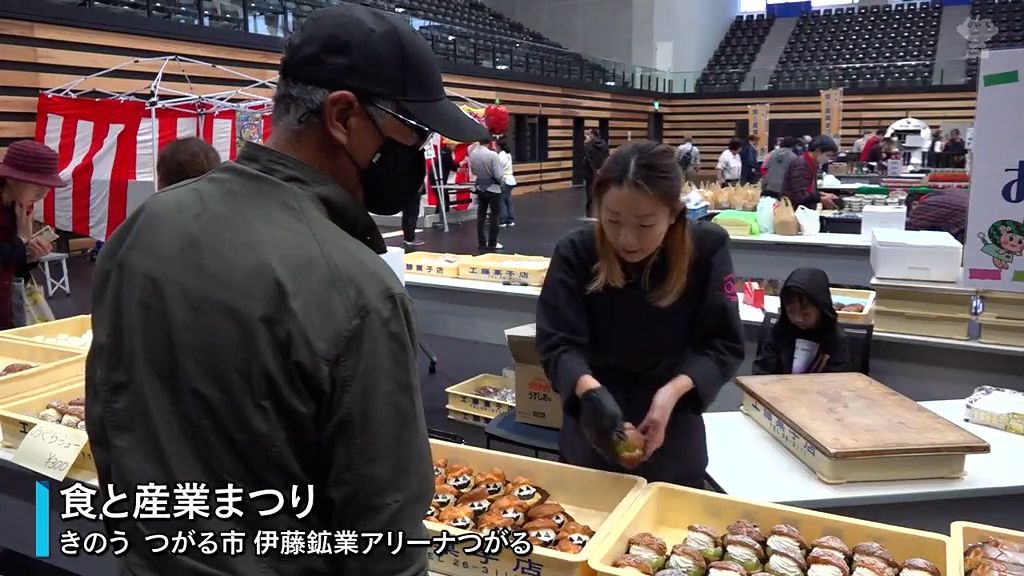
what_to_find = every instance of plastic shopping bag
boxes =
[774,197,800,236]
[756,196,778,235]
[796,205,821,236]
[12,277,54,327]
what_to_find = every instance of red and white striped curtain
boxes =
[33,94,255,240]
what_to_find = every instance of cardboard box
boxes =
[505,323,562,429]
[870,229,963,282]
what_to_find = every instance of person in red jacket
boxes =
[780,135,839,210]
[859,129,884,163]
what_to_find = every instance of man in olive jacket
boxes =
[85,5,488,576]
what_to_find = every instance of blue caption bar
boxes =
[35,480,49,557]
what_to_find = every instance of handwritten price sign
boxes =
[13,422,88,481]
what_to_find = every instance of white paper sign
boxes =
[964,48,1024,292]
[792,339,820,375]
[13,422,88,481]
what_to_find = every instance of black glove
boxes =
[579,387,626,464]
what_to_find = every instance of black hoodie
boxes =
[584,137,609,180]
[752,268,852,375]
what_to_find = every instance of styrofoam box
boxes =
[870,229,963,282]
[860,205,907,238]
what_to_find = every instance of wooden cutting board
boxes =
[735,373,991,459]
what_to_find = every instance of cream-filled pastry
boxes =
[811,536,851,561]
[629,532,669,569]
[724,534,765,573]
[767,525,807,560]
[709,560,749,576]
[686,525,724,561]
[898,559,941,576]
[808,549,851,576]
[766,551,808,576]
[667,543,709,576]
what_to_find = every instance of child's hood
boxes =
[781,267,838,323]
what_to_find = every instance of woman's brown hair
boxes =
[157,137,222,189]
[588,140,692,307]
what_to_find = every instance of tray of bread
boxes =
[427,439,645,576]
[589,482,952,576]
[735,373,990,483]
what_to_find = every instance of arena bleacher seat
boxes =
[766,1,943,90]
[966,0,1024,84]
[697,13,776,93]
[79,0,620,88]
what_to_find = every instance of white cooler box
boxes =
[860,205,907,238]
[870,229,963,282]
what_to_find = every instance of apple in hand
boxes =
[614,423,647,470]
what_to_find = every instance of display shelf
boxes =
[729,232,873,248]
[405,273,542,297]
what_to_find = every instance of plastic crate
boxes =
[589,482,952,576]
[444,374,514,417]
[0,315,92,351]
[427,439,646,576]
[445,404,493,428]
[832,287,876,325]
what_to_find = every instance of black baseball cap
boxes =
[280,4,489,143]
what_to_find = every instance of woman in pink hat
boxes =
[0,139,64,328]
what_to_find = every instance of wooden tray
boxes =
[403,252,466,278]
[0,340,85,403]
[0,315,92,351]
[457,253,549,287]
[951,521,1024,576]
[589,483,952,576]
[735,373,990,483]
[0,379,95,476]
[426,440,645,576]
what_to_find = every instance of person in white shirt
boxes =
[716,139,743,185]
[496,139,516,227]
[469,138,504,251]
[852,130,872,155]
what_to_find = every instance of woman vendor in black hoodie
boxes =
[536,140,744,487]
[753,268,852,375]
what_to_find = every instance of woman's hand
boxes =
[26,237,52,262]
[638,376,695,458]
[15,205,33,242]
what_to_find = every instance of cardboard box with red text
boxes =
[505,323,563,429]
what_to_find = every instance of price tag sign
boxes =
[13,422,88,481]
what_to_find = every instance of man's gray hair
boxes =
[271,77,332,130]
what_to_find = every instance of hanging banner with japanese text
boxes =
[820,88,843,148]
[964,48,1024,292]
[748,103,770,158]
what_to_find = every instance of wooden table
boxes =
[704,400,1024,533]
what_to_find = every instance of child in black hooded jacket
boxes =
[753,268,853,375]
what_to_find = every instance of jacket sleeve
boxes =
[536,238,592,415]
[782,160,818,207]
[0,235,28,269]
[752,333,781,375]
[674,230,745,410]
[822,327,854,373]
[326,290,432,576]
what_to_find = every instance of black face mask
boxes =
[361,138,426,216]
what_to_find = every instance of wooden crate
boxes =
[951,521,1024,576]
[589,482,952,576]
[403,252,466,278]
[458,253,549,286]
[832,287,876,325]
[874,306,971,340]
[0,315,92,351]
[427,440,645,576]
[0,340,85,403]
[445,374,514,418]
[0,379,94,475]
[978,314,1024,347]
[981,290,1024,321]
[445,404,492,428]
[736,373,989,484]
